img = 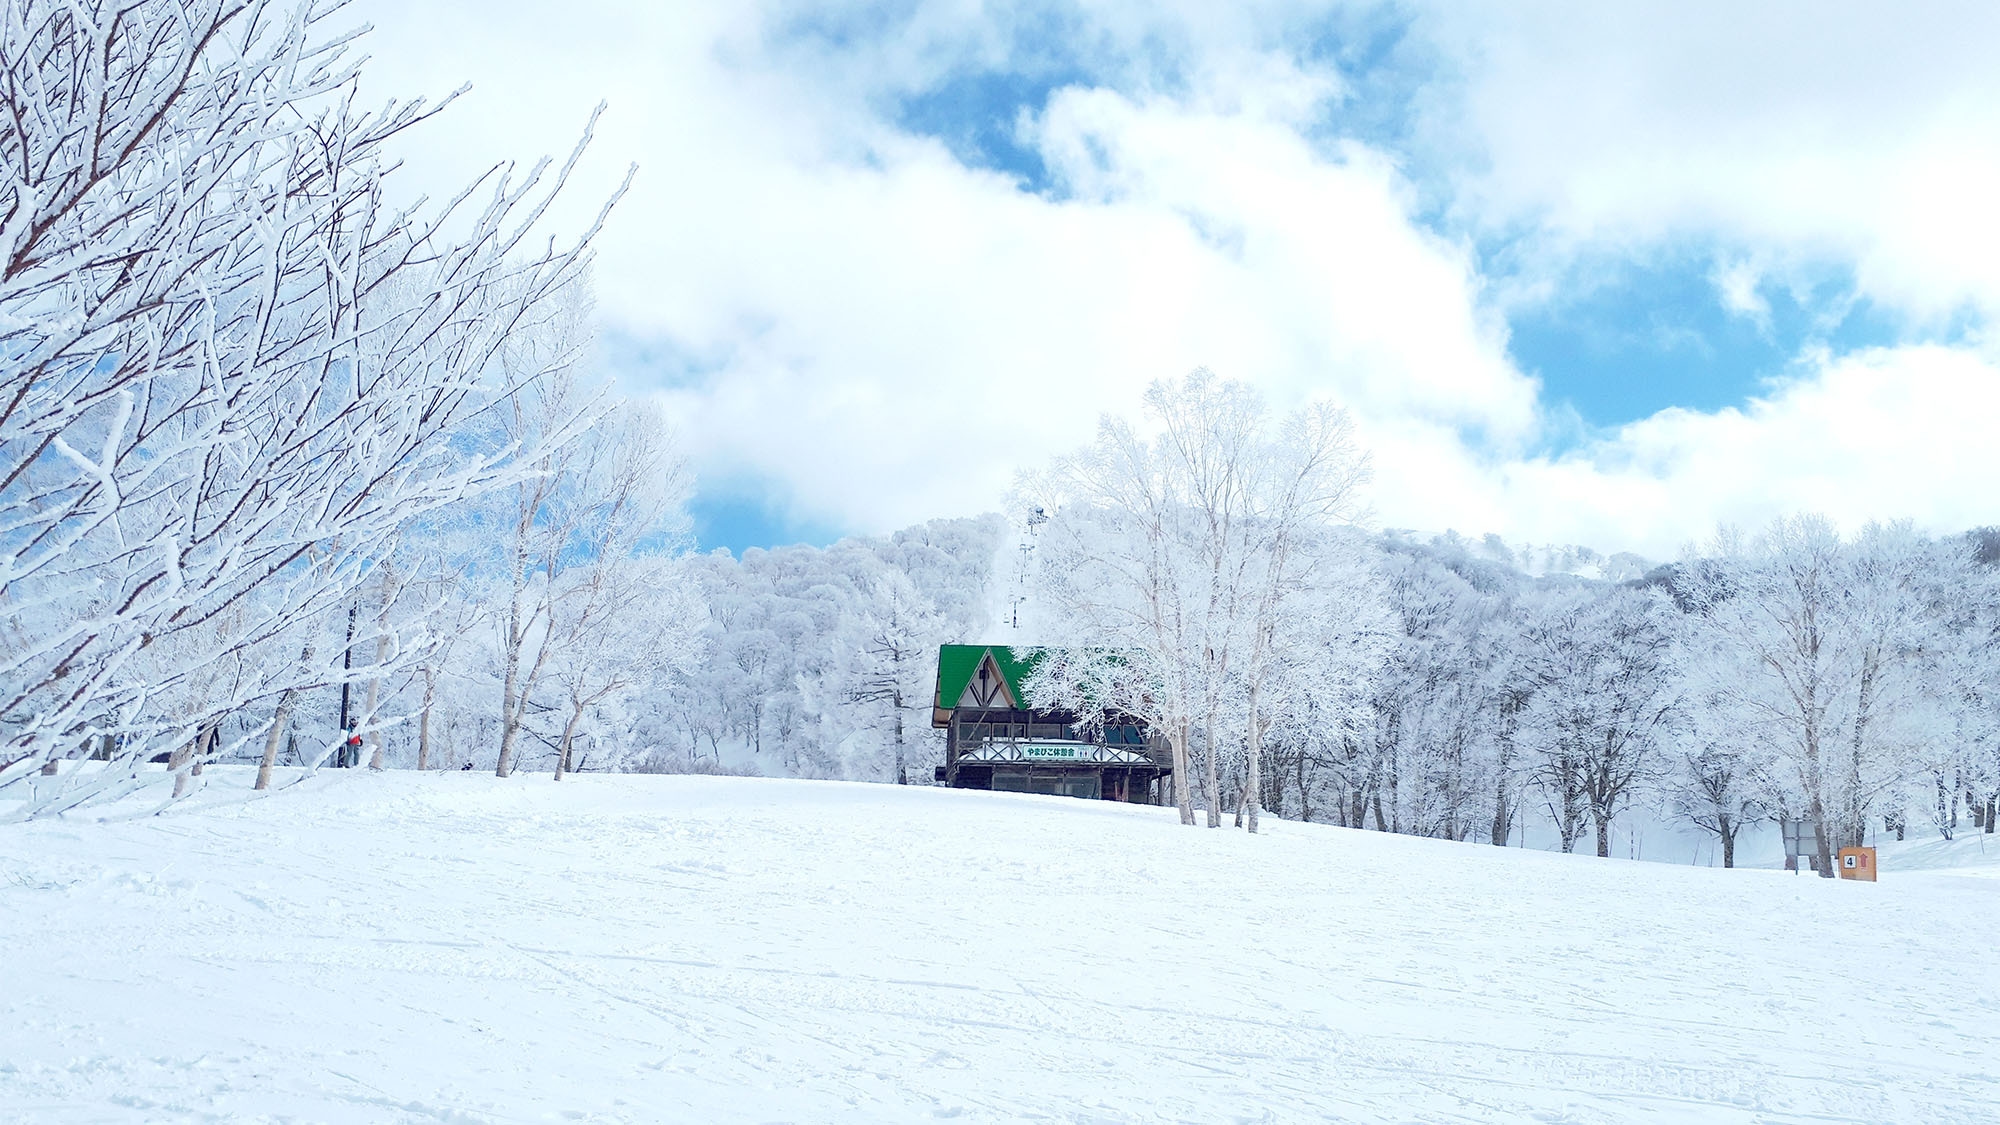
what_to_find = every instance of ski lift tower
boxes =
[1009,505,1048,629]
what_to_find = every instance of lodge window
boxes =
[992,769,1101,799]
[959,718,1101,746]
[961,722,1029,741]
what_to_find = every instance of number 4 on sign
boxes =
[1837,847,1877,882]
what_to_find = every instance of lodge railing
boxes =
[951,736,1173,770]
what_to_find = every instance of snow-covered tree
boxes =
[547,553,702,780]
[1664,694,1771,868]
[0,0,627,817]
[1911,530,2000,840]
[519,399,699,780]
[1677,517,1954,874]
[1251,528,1394,824]
[658,517,1004,781]
[847,565,945,785]
[1351,541,1522,841]
[1515,584,1678,858]
[1230,406,1375,834]
[1020,370,1379,831]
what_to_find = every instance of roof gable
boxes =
[934,644,1043,711]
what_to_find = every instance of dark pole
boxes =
[336,604,356,767]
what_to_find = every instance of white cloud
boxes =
[345,0,1536,531]
[1413,2,2000,323]
[653,80,1538,532]
[1494,343,2000,554]
[339,1,2000,557]
[1710,259,1770,330]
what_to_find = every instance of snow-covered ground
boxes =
[3,770,1997,1123]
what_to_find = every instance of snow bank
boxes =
[3,768,1997,1122]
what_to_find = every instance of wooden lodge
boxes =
[931,644,1173,804]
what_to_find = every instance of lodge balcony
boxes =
[938,708,1173,802]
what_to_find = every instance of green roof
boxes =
[934,644,1045,711]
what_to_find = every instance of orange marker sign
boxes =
[1837,846,1878,882]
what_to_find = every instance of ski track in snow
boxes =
[3,770,1998,1123]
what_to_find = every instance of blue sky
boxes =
[354,1,2000,557]
[689,487,849,557]
[1509,260,1907,428]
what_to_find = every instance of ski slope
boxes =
[3,769,1997,1123]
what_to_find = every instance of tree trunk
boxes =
[417,663,436,771]
[1201,715,1221,829]
[1295,748,1310,824]
[1810,803,1834,879]
[1595,813,1610,859]
[1719,818,1737,869]
[365,630,391,771]
[254,686,302,791]
[495,493,538,778]
[496,708,519,777]
[1168,720,1192,820]
[1844,651,1877,848]
[553,706,583,781]
[1491,694,1519,846]
[496,589,529,778]
[1552,747,1588,853]
[337,604,357,767]
[169,726,210,799]
[893,689,906,785]
[169,740,192,798]
[1386,746,1401,835]
[1244,679,1262,835]
[1490,779,1513,847]
[1173,721,1195,826]
[190,722,212,778]
[1561,790,1586,853]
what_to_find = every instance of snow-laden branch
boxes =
[0,0,626,817]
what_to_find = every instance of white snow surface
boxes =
[3,769,1998,1124]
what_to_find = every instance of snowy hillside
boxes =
[4,771,1998,1123]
